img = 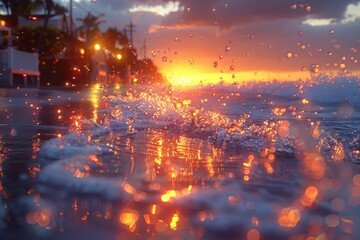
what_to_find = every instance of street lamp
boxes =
[94,43,101,51]
[93,43,109,84]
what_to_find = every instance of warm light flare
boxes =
[26,208,52,227]
[170,213,179,230]
[301,186,318,206]
[123,183,137,194]
[303,153,325,180]
[162,64,312,86]
[94,43,101,51]
[247,229,260,240]
[278,207,301,228]
[161,190,177,202]
[119,209,139,226]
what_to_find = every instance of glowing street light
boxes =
[94,43,101,51]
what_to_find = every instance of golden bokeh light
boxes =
[278,207,301,228]
[119,209,139,226]
[94,43,101,51]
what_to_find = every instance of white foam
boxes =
[300,77,359,104]
[39,130,111,160]
[38,155,131,200]
[37,77,359,200]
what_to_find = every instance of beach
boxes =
[0,80,359,239]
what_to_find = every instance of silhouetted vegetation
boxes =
[0,0,166,86]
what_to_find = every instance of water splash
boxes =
[34,78,360,239]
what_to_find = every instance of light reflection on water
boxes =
[0,82,359,239]
[32,128,303,239]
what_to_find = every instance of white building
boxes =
[0,25,40,87]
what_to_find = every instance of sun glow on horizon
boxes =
[163,68,314,86]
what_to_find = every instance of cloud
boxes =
[342,1,360,23]
[90,0,133,11]
[302,18,336,26]
[129,1,183,17]
[156,0,360,28]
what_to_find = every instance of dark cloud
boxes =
[158,0,359,28]
[95,0,133,11]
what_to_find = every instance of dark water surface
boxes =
[0,81,359,240]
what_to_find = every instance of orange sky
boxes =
[148,24,358,85]
[68,0,360,85]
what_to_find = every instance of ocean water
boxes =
[0,77,359,240]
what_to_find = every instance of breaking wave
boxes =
[35,77,360,239]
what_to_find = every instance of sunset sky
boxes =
[64,0,360,85]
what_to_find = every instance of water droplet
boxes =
[310,64,320,73]
[225,46,231,52]
[219,55,223,60]
[10,128,17,137]
[290,4,297,10]
[213,61,218,68]
[230,65,235,71]
[189,59,195,65]
[245,52,250,56]
[305,5,311,12]
[334,44,341,50]
[162,56,167,62]
[232,73,236,78]
[247,34,254,40]
[329,30,335,35]
[287,52,293,58]
[151,51,156,57]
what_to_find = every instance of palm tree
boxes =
[0,0,41,17]
[76,12,105,45]
[103,27,129,50]
[36,0,67,53]
[0,0,11,15]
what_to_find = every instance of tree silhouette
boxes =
[0,0,11,15]
[0,0,41,17]
[76,12,105,45]
[36,0,67,53]
[14,25,66,58]
[103,27,128,51]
